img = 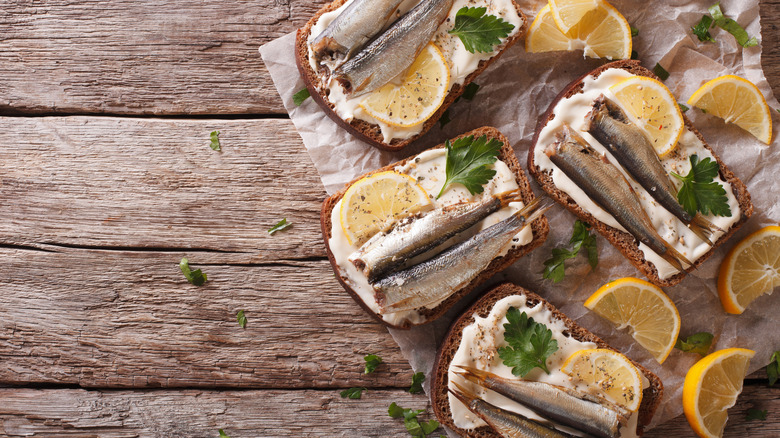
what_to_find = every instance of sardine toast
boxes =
[321,126,549,329]
[431,283,664,437]
[295,0,528,151]
[528,60,753,287]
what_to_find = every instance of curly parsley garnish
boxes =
[448,7,515,54]
[498,307,558,377]
[672,154,731,217]
[180,257,207,286]
[437,134,501,199]
[543,220,598,283]
[674,332,714,357]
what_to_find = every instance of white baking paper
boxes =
[261,0,779,432]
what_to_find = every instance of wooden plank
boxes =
[0,247,413,388]
[0,117,326,261]
[0,385,777,437]
[1,0,778,116]
[0,0,327,115]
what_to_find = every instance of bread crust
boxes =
[431,282,663,437]
[527,60,753,287]
[321,126,549,329]
[295,0,528,151]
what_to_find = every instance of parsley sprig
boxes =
[674,332,714,357]
[543,220,598,283]
[448,7,515,54]
[498,307,558,377]
[672,155,731,217]
[437,134,502,199]
[388,403,440,437]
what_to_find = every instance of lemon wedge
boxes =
[609,76,685,157]
[339,171,431,246]
[683,348,755,438]
[687,75,773,145]
[584,277,681,364]
[360,43,450,128]
[549,0,600,33]
[561,348,643,411]
[526,2,631,60]
[718,225,780,314]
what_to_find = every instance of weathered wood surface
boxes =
[1,0,778,116]
[0,384,777,437]
[0,117,326,261]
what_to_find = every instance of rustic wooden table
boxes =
[1,1,778,436]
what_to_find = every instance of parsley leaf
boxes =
[746,408,767,421]
[768,351,780,386]
[630,26,639,37]
[437,134,502,198]
[498,307,558,377]
[461,82,480,101]
[674,332,714,357]
[218,429,230,438]
[438,109,452,128]
[364,354,383,374]
[543,220,598,282]
[448,7,514,53]
[209,131,221,151]
[388,403,439,437]
[679,103,690,113]
[180,257,207,286]
[672,155,731,217]
[409,372,425,394]
[293,87,311,106]
[709,3,758,47]
[653,63,670,81]
[692,15,716,42]
[268,218,291,235]
[340,387,366,399]
[236,310,247,329]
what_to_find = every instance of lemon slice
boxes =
[584,277,681,364]
[360,43,450,128]
[549,0,600,33]
[609,76,685,157]
[687,75,773,145]
[683,348,755,438]
[561,348,643,411]
[339,171,431,246]
[717,225,780,314]
[526,2,631,60]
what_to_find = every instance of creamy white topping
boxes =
[448,294,646,437]
[328,149,533,326]
[307,0,524,143]
[534,68,741,280]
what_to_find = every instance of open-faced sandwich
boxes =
[432,282,663,437]
[322,127,549,328]
[528,60,753,287]
[296,0,527,151]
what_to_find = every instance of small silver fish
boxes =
[311,0,405,63]
[374,197,551,313]
[584,95,721,245]
[454,366,630,438]
[333,0,454,97]
[449,381,572,438]
[545,125,692,270]
[350,190,524,282]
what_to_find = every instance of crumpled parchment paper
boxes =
[260,0,779,431]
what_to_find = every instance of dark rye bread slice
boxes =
[321,126,549,329]
[528,60,753,287]
[295,0,528,151]
[431,282,663,437]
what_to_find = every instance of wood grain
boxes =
[1,0,778,116]
[0,385,777,437]
[0,247,414,388]
[0,117,326,261]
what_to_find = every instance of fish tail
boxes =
[452,365,492,387]
[514,196,555,224]
[494,189,524,207]
[660,242,694,271]
[689,214,723,245]
[448,380,480,408]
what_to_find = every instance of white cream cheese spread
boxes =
[307,0,524,143]
[534,68,741,280]
[447,293,646,437]
[328,148,533,326]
